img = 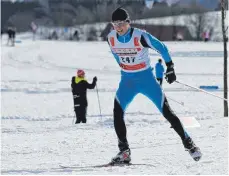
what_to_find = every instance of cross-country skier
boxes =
[71,70,97,123]
[155,58,165,86]
[7,26,16,46]
[107,8,202,164]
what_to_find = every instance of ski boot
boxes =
[183,137,202,161]
[111,148,131,164]
[111,140,131,164]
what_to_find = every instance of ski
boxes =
[59,162,156,169]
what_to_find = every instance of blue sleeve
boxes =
[142,31,172,63]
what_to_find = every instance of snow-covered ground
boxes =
[1,37,228,174]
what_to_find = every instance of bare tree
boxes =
[75,5,95,24]
[188,12,207,40]
[221,0,228,117]
[186,0,209,40]
[93,2,108,22]
[170,5,180,40]
[197,11,220,41]
[93,1,108,31]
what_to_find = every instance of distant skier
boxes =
[7,26,16,46]
[202,31,210,42]
[107,8,202,164]
[155,58,165,86]
[71,69,97,124]
[30,21,38,41]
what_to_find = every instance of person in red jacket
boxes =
[71,69,97,123]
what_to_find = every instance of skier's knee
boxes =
[162,97,182,124]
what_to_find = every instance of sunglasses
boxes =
[112,20,129,27]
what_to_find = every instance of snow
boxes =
[1,36,228,174]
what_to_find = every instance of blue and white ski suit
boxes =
[107,28,171,112]
[107,27,189,148]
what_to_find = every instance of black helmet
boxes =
[158,59,162,63]
[112,8,130,22]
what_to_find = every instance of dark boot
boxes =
[111,140,131,164]
[75,120,80,124]
[182,137,202,161]
[81,119,86,123]
[74,111,81,124]
[111,148,131,164]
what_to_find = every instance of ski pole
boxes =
[175,80,228,102]
[96,84,102,119]
[166,96,184,106]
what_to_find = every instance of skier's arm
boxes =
[140,32,176,84]
[86,77,97,89]
[140,31,172,64]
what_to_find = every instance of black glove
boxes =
[93,76,97,82]
[165,61,176,84]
